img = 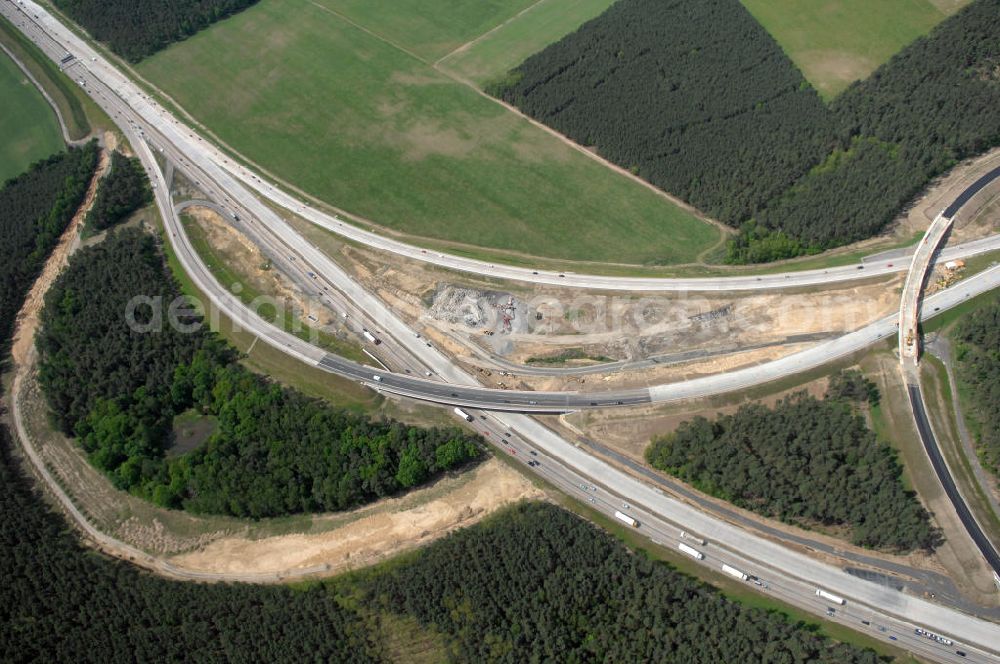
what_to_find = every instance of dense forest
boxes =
[0,428,381,662]
[53,0,259,62]
[86,151,152,232]
[755,0,1000,258]
[37,229,481,517]
[495,0,1000,263]
[0,142,97,360]
[954,296,1000,479]
[0,179,887,660]
[368,502,882,663]
[493,0,835,231]
[826,368,880,406]
[646,390,939,552]
[0,157,377,664]
[0,429,885,663]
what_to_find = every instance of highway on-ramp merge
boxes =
[6,2,1000,660]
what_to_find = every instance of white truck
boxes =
[815,589,845,605]
[362,329,381,345]
[614,510,638,528]
[680,531,707,546]
[721,564,748,581]
[678,543,705,560]
[453,407,474,422]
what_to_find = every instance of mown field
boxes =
[316,0,536,61]
[740,0,969,98]
[0,51,63,183]
[439,0,618,84]
[137,0,718,266]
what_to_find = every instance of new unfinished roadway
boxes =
[5,1,1000,661]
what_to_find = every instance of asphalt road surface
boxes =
[908,385,1000,577]
[8,0,1000,294]
[6,2,1000,660]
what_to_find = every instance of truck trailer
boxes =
[680,531,707,546]
[815,589,845,605]
[362,329,381,345]
[614,510,638,528]
[721,564,748,581]
[453,407,474,422]
[678,543,705,560]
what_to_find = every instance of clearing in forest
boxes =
[740,0,969,98]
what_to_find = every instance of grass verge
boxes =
[180,212,367,363]
[0,14,103,139]
[920,353,1000,544]
[160,214,380,411]
[0,46,63,181]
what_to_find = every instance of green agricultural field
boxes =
[138,0,718,266]
[440,0,619,84]
[315,0,536,61]
[740,0,969,99]
[0,51,63,183]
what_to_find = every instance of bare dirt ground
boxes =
[10,143,109,367]
[187,206,321,326]
[3,164,540,581]
[309,224,903,387]
[169,459,542,576]
[494,344,806,393]
[897,146,1000,243]
[13,282,537,570]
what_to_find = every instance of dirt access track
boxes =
[169,459,541,577]
[5,152,540,583]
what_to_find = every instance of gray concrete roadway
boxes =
[6,2,1000,659]
[7,0,1000,294]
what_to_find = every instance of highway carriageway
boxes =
[16,0,1000,417]
[310,263,1000,413]
[7,0,1000,294]
[13,6,1000,656]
